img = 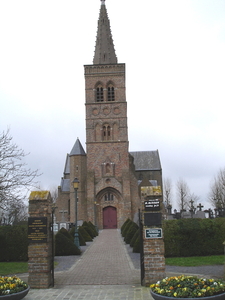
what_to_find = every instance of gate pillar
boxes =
[140,183,166,286]
[28,191,53,288]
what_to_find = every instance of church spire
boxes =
[93,0,117,64]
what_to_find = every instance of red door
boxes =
[103,206,117,229]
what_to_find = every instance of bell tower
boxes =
[84,0,138,228]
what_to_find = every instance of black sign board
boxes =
[28,217,47,243]
[144,199,160,211]
[145,228,163,238]
[144,213,162,227]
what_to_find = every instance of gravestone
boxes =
[28,191,53,288]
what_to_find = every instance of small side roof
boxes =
[129,150,161,171]
[70,138,86,156]
[60,178,70,192]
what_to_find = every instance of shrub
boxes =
[121,218,131,235]
[59,227,73,241]
[78,226,92,242]
[88,221,98,236]
[69,226,86,246]
[133,234,140,253]
[130,228,139,247]
[124,221,139,244]
[55,232,81,256]
[82,222,96,239]
[121,219,132,238]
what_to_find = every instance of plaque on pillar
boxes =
[28,217,47,243]
[144,212,162,226]
[144,199,160,211]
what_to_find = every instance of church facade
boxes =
[55,0,162,230]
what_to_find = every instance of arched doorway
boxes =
[103,206,117,229]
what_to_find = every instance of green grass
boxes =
[166,255,225,266]
[0,261,58,276]
[0,262,28,276]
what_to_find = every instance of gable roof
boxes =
[129,150,161,171]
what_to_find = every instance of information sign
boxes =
[145,228,162,239]
[144,199,160,211]
[28,217,47,243]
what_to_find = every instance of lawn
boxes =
[0,255,224,276]
[165,255,224,266]
[0,262,28,276]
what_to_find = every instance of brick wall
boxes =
[28,191,53,289]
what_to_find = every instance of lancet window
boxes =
[104,193,114,201]
[96,85,104,102]
[103,125,111,140]
[107,85,115,101]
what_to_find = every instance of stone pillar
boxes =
[143,233,165,285]
[140,184,166,286]
[28,191,53,289]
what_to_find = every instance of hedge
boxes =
[163,218,225,257]
[0,225,28,261]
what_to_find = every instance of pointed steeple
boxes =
[93,0,117,65]
[70,138,86,156]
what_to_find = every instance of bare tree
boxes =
[163,177,173,206]
[209,168,225,209]
[7,201,28,225]
[176,178,190,211]
[0,128,41,212]
[49,185,58,203]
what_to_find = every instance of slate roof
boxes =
[70,138,86,156]
[60,178,70,192]
[129,150,161,171]
[64,154,70,175]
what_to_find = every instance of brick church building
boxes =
[55,0,162,230]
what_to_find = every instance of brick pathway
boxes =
[55,229,140,286]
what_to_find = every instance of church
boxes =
[55,0,162,230]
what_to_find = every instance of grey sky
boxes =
[1,0,225,210]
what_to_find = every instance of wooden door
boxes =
[103,206,117,229]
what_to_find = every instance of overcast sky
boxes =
[0,0,225,210]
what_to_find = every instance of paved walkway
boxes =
[20,229,224,300]
[23,229,151,300]
[55,229,140,285]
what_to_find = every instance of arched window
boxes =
[104,193,114,201]
[107,85,115,101]
[96,85,104,102]
[103,125,111,141]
